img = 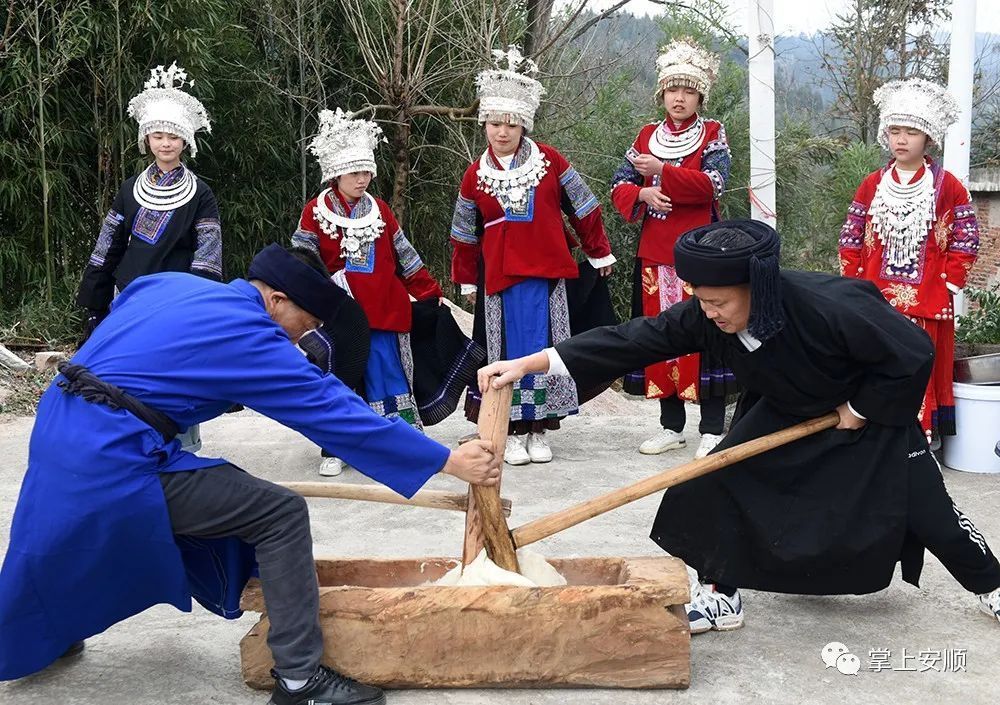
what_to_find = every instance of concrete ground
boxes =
[0,398,998,705]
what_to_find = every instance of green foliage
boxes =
[0,277,82,349]
[776,135,882,271]
[536,71,643,316]
[957,287,1000,346]
[2,0,991,349]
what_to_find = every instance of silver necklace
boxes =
[313,191,385,255]
[869,165,936,278]
[476,137,550,212]
[648,117,705,161]
[132,164,197,211]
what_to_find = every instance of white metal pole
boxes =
[944,0,976,316]
[748,0,777,226]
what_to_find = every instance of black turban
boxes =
[674,219,784,341]
[247,244,344,321]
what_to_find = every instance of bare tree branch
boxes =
[533,0,590,59]
[565,0,633,45]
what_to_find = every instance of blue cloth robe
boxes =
[0,273,450,680]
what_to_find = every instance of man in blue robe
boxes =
[0,244,499,705]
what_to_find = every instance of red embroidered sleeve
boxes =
[838,177,875,278]
[610,135,646,223]
[943,183,980,290]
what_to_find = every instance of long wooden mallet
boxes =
[510,411,841,549]
[278,482,512,516]
[462,383,520,572]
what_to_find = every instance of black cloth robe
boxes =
[556,270,936,595]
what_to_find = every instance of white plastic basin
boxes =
[942,382,1000,474]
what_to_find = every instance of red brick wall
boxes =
[968,192,1000,292]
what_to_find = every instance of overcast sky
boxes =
[581,0,1000,35]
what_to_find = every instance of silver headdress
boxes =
[873,78,959,149]
[309,108,385,183]
[476,45,545,132]
[127,62,211,157]
[655,38,720,103]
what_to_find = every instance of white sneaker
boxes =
[978,587,1000,624]
[504,435,531,466]
[686,582,744,634]
[319,457,344,477]
[526,432,553,463]
[639,429,686,455]
[695,433,724,459]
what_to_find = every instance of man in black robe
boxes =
[479,220,1000,633]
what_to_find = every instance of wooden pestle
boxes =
[511,412,841,548]
[462,383,520,572]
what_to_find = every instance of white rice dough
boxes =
[433,549,568,587]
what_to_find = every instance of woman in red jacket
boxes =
[451,47,615,466]
[293,108,444,476]
[839,78,980,447]
[610,39,736,459]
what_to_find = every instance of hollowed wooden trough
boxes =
[239,555,690,689]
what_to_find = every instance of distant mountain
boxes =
[569,11,999,123]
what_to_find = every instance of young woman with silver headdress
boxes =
[77,62,221,452]
[609,38,738,460]
[292,109,478,477]
[450,46,616,466]
[839,78,980,447]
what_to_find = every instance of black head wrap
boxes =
[674,219,784,341]
[247,244,344,321]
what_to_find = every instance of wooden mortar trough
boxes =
[239,554,690,689]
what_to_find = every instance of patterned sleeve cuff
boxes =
[587,253,617,269]
[460,284,477,295]
[559,166,600,219]
[291,228,321,254]
[192,218,223,278]
[88,209,126,266]
[392,228,425,278]
[450,195,480,245]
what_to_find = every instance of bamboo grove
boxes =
[2,0,996,346]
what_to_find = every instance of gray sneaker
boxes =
[686,582,745,634]
[979,587,1000,624]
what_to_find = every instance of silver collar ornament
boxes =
[869,164,936,278]
[648,116,706,161]
[476,137,550,211]
[132,164,198,211]
[313,190,385,255]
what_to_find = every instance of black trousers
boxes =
[659,394,725,435]
[159,464,322,679]
[708,451,1000,596]
[908,453,1000,594]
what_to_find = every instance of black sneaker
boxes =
[268,665,386,705]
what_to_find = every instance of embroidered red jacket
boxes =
[293,190,443,332]
[838,159,980,321]
[610,116,730,266]
[450,141,612,295]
